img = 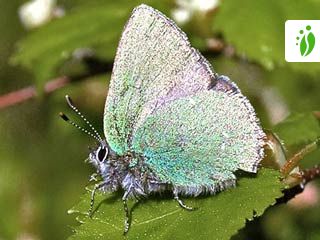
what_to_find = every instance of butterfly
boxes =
[60,4,265,234]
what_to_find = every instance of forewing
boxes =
[104,4,216,155]
[132,90,265,192]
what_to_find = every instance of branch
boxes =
[0,76,69,109]
[277,164,320,204]
[0,57,112,110]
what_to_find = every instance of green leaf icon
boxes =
[299,26,315,57]
[300,35,307,56]
[305,32,316,56]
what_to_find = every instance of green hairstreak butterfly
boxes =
[60,4,265,233]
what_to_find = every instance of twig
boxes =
[0,56,112,110]
[280,140,319,176]
[0,76,69,109]
[277,164,320,204]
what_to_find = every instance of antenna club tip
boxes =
[59,112,69,121]
[65,95,74,107]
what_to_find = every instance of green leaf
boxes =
[213,0,320,75]
[272,112,320,168]
[10,1,170,88]
[261,203,320,240]
[273,112,320,148]
[68,168,282,240]
[265,66,320,114]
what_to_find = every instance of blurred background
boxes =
[0,0,319,239]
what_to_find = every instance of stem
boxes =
[0,56,112,110]
[280,139,319,176]
[0,76,69,109]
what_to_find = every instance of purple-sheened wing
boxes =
[104,4,219,155]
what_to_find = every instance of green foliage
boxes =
[2,0,320,239]
[261,203,320,240]
[213,0,320,74]
[273,112,320,169]
[273,112,320,147]
[10,0,170,87]
[68,169,282,240]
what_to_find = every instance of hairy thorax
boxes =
[99,151,168,198]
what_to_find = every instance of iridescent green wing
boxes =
[104,4,215,155]
[132,90,265,192]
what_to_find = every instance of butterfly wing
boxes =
[104,4,216,155]
[105,4,265,193]
[132,90,265,194]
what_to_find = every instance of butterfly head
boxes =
[88,140,110,173]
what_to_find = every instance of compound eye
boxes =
[97,147,108,162]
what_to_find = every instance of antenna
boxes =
[64,95,103,142]
[59,112,102,143]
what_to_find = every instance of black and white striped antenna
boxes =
[59,95,103,143]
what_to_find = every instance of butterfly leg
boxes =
[122,189,131,234]
[88,181,106,217]
[89,173,99,182]
[174,192,194,211]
